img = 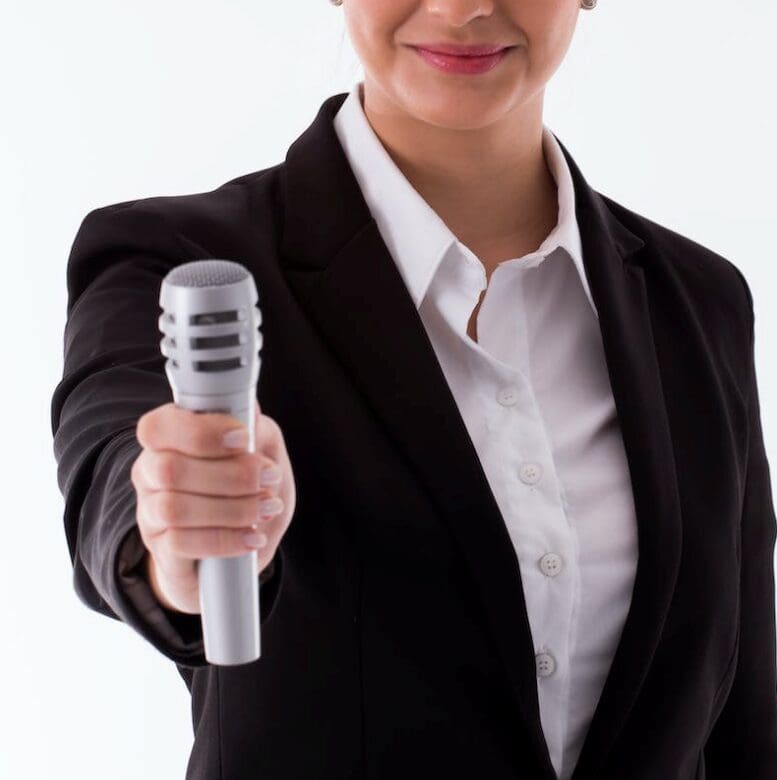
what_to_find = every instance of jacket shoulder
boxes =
[599,191,754,335]
[74,162,285,252]
[68,163,287,306]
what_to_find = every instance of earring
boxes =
[330,0,343,5]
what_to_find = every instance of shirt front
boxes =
[334,80,639,780]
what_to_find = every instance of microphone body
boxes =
[158,259,263,665]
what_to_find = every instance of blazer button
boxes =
[536,652,556,677]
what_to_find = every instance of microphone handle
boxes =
[175,387,261,665]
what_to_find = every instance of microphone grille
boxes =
[166,259,250,288]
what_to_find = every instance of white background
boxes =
[2,1,776,778]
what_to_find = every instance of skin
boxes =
[132,399,295,614]
[341,0,584,340]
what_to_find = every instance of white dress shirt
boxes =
[333,80,639,780]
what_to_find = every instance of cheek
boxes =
[522,5,580,77]
[344,10,382,74]
[345,0,412,59]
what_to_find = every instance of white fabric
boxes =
[333,80,639,780]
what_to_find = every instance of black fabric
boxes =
[50,91,777,779]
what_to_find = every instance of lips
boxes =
[412,46,510,75]
[412,43,509,56]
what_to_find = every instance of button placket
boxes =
[496,385,520,406]
[519,461,543,485]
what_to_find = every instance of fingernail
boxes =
[260,466,282,486]
[222,427,248,449]
[243,530,268,549]
[259,497,284,516]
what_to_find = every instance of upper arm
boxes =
[703,264,777,777]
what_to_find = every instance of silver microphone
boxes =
[158,259,263,665]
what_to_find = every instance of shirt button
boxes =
[519,462,543,485]
[536,652,556,677]
[538,552,563,577]
[497,386,519,406]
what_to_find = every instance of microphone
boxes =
[158,259,263,665]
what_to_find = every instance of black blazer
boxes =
[51,91,777,780]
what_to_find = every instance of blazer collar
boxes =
[280,91,681,780]
[330,80,596,317]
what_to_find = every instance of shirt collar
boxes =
[333,80,596,319]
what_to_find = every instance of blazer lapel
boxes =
[554,137,684,780]
[278,92,682,780]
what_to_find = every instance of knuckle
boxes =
[260,454,280,475]
[135,502,152,542]
[130,455,143,488]
[136,522,152,552]
[163,526,183,557]
[136,409,157,448]
[158,490,181,527]
[260,413,279,434]
[189,424,212,455]
[265,415,286,444]
[140,523,161,557]
[135,416,148,448]
[155,451,179,490]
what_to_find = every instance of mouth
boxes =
[408,44,515,75]
[410,42,513,57]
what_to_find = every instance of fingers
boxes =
[145,513,283,566]
[132,397,295,598]
[133,448,282,497]
[158,524,271,560]
[253,399,286,463]
[138,489,285,537]
[136,402,254,459]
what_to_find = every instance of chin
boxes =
[402,88,516,130]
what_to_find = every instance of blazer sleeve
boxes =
[50,202,284,668]
[703,267,777,776]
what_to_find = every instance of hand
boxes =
[130,398,296,615]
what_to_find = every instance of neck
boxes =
[359,79,559,259]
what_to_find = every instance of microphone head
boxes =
[159,259,261,398]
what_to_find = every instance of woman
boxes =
[51,1,776,778]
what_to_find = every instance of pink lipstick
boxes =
[410,43,513,75]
